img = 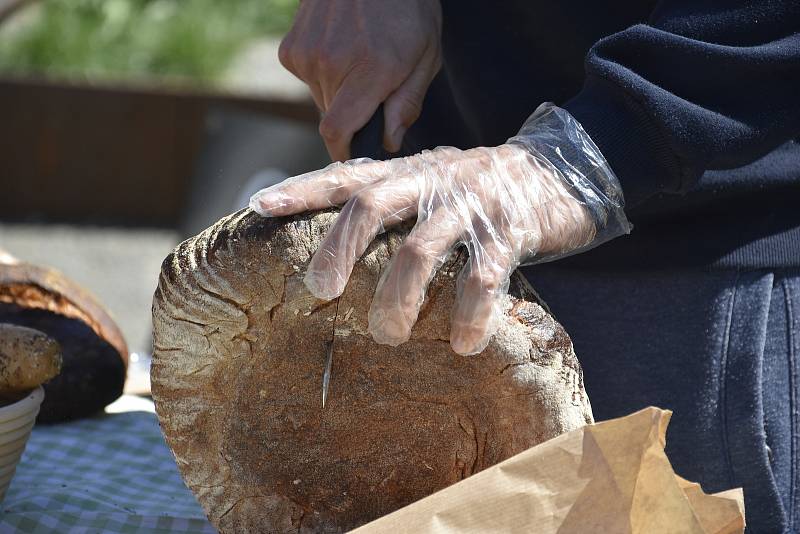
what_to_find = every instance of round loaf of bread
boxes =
[0,251,127,422]
[151,209,592,533]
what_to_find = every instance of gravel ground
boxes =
[0,223,179,355]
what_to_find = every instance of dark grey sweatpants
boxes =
[523,266,800,534]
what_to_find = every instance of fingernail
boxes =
[303,269,344,301]
[249,190,293,217]
[387,125,407,153]
[381,316,409,343]
[450,325,490,356]
[450,336,483,356]
[369,309,411,346]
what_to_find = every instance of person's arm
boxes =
[251,1,798,356]
[561,0,800,208]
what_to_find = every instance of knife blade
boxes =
[322,341,333,409]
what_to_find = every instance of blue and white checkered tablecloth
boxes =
[0,398,215,534]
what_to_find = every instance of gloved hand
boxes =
[251,103,631,355]
[278,0,442,160]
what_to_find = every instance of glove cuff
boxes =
[508,102,632,262]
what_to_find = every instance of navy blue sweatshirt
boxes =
[402,0,800,269]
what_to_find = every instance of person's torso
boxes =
[403,0,800,269]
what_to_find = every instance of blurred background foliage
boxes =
[0,0,299,85]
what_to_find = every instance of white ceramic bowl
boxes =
[0,386,44,501]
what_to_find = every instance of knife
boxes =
[322,341,333,409]
[321,106,390,409]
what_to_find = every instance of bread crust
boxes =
[0,323,61,394]
[152,209,592,533]
[0,253,128,421]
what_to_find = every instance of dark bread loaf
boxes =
[0,252,127,422]
[151,209,592,533]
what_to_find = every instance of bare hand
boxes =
[279,0,442,160]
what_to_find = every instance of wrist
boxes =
[508,102,632,263]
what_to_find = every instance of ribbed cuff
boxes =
[563,76,680,208]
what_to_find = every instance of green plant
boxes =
[0,0,298,84]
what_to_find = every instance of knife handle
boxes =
[350,104,390,161]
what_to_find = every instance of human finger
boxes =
[304,175,419,300]
[382,52,439,152]
[368,204,464,346]
[249,159,393,217]
[319,67,393,161]
[450,224,517,356]
[277,4,317,82]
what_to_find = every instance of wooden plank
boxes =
[0,77,317,226]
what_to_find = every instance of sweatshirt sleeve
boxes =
[561,0,800,208]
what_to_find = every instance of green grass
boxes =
[0,0,298,85]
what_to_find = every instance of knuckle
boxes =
[277,38,293,68]
[464,268,504,294]
[318,117,345,143]
[394,93,424,123]
[284,49,316,79]
[351,190,381,217]
[399,236,434,263]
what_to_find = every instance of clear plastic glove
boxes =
[251,103,631,355]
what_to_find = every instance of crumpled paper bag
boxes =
[353,407,744,534]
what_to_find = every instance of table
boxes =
[0,396,215,533]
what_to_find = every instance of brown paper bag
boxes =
[353,407,744,534]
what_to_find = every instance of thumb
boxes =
[382,60,438,153]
